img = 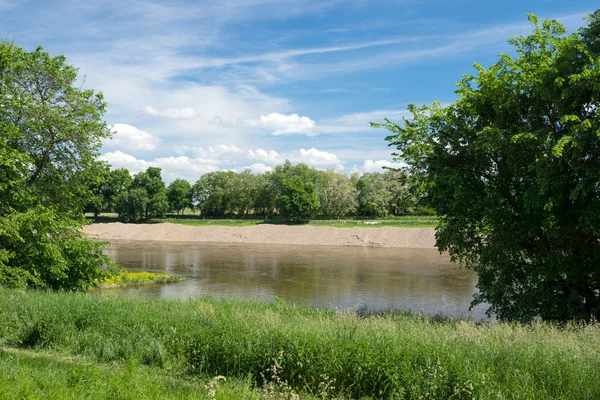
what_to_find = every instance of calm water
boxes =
[103,240,488,319]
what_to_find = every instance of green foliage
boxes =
[0,208,111,291]
[115,188,149,223]
[356,170,416,217]
[0,42,111,215]
[356,172,392,217]
[99,271,185,288]
[374,13,600,321]
[186,160,426,221]
[84,162,110,217]
[167,179,193,216]
[279,176,320,222]
[192,171,239,217]
[115,167,168,222]
[0,42,112,291]
[320,169,357,217]
[105,168,132,211]
[1,288,599,399]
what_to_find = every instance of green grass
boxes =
[86,213,438,228]
[99,271,185,288]
[0,288,599,399]
[0,348,260,399]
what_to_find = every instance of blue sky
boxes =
[2,0,597,182]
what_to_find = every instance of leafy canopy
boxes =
[0,42,112,290]
[280,176,320,222]
[374,13,600,321]
[167,178,193,216]
[115,167,168,222]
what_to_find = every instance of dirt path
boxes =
[83,223,436,248]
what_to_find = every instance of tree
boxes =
[104,168,131,212]
[253,172,277,217]
[320,169,357,218]
[279,176,320,222]
[373,13,600,321]
[383,169,418,216]
[85,163,110,218]
[233,170,261,216]
[192,171,234,217]
[116,167,168,222]
[356,173,392,217]
[0,42,112,290]
[115,188,149,223]
[167,179,193,216]
[0,43,110,215]
[270,160,327,216]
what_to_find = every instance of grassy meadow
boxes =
[85,213,438,228]
[0,287,599,399]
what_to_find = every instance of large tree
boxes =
[1,43,110,215]
[320,169,357,218]
[167,178,193,216]
[374,13,600,321]
[279,176,320,222]
[0,43,112,290]
[116,167,168,222]
[356,173,392,217]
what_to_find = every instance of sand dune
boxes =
[83,223,436,249]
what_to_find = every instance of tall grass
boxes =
[0,288,598,399]
[0,348,260,399]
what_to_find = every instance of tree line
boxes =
[86,161,432,222]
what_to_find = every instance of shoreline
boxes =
[83,222,436,248]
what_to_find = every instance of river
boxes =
[103,240,489,320]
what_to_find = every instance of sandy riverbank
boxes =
[83,223,436,248]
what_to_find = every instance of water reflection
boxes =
[103,240,488,319]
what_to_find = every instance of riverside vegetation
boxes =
[98,271,185,288]
[86,164,432,224]
[1,10,600,400]
[1,288,599,399]
[87,213,438,228]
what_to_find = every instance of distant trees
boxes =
[167,179,193,216]
[279,176,320,222]
[186,162,421,219]
[87,161,425,222]
[86,166,131,217]
[356,170,416,217]
[356,172,392,217]
[320,170,357,218]
[114,167,168,222]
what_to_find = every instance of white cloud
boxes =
[317,109,412,134]
[175,144,243,157]
[298,148,341,165]
[248,113,316,136]
[247,149,285,164]
[105,123,162,151]
[244,163,273,174]
[144,106,198,120]
[247,147,342,167]
[99,151,220,183]
[352,159,405,173]
[99,151,152,174]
